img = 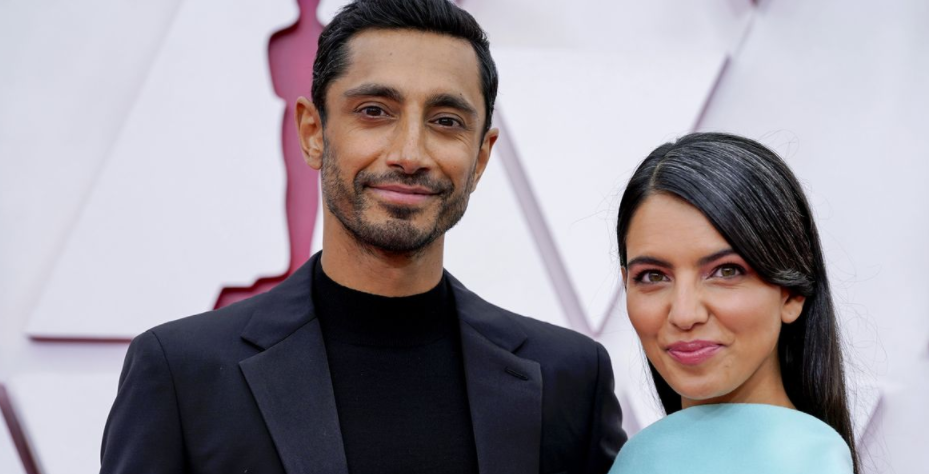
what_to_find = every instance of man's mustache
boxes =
[356,170,454,195]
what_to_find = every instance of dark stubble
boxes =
[320,138,476,255]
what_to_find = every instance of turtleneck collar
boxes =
[312,255,457,347]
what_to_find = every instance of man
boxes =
[100,1,626,473]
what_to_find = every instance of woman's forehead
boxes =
[625,194,730,262]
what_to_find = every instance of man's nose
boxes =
[667,284,709,331]
[385,116,431,174]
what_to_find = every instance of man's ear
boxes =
[781,289,806,324]
[295,97,324,170]
[469,127,499,193]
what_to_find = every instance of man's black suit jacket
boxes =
[100,253,627,474]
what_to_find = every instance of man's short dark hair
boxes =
[312,0,498,134]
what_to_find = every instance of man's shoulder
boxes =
[144,254,317,354]
[448,273,602,361]
[486,306,610,395]
[469,295,604,365]
[141,290,271,358]
[505,309,600,351]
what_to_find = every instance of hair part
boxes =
[312,0,498,134]
[616,132,859,473]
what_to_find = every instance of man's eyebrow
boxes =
[425,93,478,118]
[697,248,737,267]
[343,83,404,103]
[625,255,672,269]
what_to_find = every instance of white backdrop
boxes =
[1,0,926,473]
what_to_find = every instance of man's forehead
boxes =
[332,28,483,102]
[346,28,477,62]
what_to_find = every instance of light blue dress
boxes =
[609,403,853,474]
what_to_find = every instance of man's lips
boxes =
[367,184,439,206]
[666,340,723,366]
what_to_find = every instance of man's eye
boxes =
[361,106,385,117]
[435,117,461,127]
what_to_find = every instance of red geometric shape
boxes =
[0,384,38,474]
[215,0,324,309]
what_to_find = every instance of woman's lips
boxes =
[666,340,723,366]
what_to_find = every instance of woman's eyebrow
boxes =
[697,248,737,266]
[626,249,737,269]
[626,255,671,269]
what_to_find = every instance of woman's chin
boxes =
[669,381,730,405]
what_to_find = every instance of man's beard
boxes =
[320,141,475,255]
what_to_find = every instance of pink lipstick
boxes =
[667,340,722,366]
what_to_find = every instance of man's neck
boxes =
[319,220,445,297]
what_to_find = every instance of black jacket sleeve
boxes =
[585,342,627,474]
[100,331,187,474]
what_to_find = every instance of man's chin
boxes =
[345,217,438,254]
[358,233,438,256]
[376,202,430,221]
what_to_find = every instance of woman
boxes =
[609,133,858,474]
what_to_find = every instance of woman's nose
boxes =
[667,284,709,331]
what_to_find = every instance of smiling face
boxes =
[623,193,805,409]
[297,29,497,255]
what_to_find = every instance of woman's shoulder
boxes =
[609,403,853,474]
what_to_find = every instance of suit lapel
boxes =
[234,258,543,474]
[451,274,543,474]
[238,254,349,474]
[240,319,348,474]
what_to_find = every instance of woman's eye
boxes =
[712,265,744,278]
[636,271,667,284]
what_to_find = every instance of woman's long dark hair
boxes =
[616,133,858,473]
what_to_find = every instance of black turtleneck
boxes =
[312,259,479,474]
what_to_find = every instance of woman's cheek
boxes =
[628,294,667,335]
[710,286,782,334]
